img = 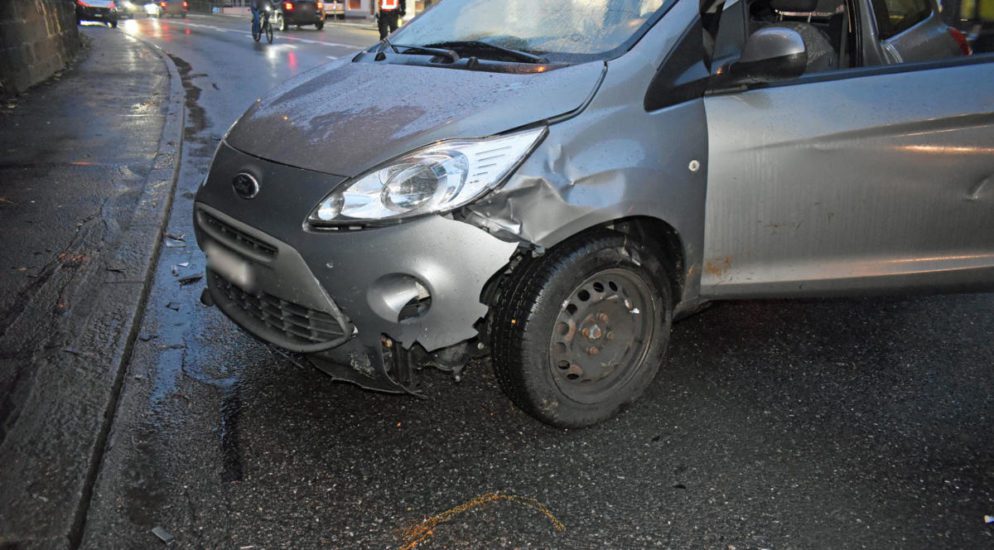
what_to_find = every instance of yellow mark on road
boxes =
[398,492,565,550]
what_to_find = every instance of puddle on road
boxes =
[138,51,252,491]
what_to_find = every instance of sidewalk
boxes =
[0,27,183,547]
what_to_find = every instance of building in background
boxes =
[343,0,440,19]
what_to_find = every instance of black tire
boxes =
[110,19,118,28]
[315,21,324,30]
[265,20,274,43]
[491,230,672,428]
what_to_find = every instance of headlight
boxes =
[307,127,545,226]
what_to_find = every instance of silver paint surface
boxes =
[196,143,518,353]
[198,0,994,364]
[466,0,708,308]
[224,59,606,178]
[701,61,994,297]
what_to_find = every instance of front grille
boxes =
[210,271,347,346]
[201,211,277,258]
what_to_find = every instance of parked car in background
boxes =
[75,0,119,27]
[274,0,326,30]
[144,2,162,17]
[195,0,993,428]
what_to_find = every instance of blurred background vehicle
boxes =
[144,2,162,17]
[115,0,143,17]
[274,1,326,31]
[75,0,119,27]
[157,0,189,18]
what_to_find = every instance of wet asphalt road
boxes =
[77,15,994,549]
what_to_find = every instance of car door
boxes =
[699,4,994,297]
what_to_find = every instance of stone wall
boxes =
[0,0,81,96]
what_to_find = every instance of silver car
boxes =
[194,0,994,427]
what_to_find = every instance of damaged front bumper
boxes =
[194,143,519,392]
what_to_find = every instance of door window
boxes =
[871,0,932,38]
[710,0,990,84]
[711,0,857,75]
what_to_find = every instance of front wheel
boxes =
[491,231,672,428]
[265,20,274,43]
[277,14,288,31]
[315,21,324,30]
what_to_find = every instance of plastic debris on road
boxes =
[177,273,203,286]
[151,526,175,545]
[398,491,565,550]
[164,232,186,248]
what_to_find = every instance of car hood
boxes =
[224,60,606,177]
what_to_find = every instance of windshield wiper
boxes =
[423,40,549,64]
[376,37,460,63]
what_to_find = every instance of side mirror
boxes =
[727,27,807,84]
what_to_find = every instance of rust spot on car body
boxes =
[704,256,732,277]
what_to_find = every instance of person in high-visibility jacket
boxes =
[376,0,406,40]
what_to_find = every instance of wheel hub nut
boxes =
[588,324,603,340]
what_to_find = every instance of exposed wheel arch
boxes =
[481,216,688,334]
[608,217,685,309]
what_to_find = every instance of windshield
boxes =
[392,0,668,61]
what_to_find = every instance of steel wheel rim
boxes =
[548,267,656,404]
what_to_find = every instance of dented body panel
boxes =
[467,0,708,309]
[196,144,518,355]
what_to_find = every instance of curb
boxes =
[66,34,186,548]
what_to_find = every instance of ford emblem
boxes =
[232,172,260,199]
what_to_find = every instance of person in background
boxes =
[376,0,406,40]
[251,0,274,35]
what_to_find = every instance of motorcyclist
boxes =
[251,0,275,35]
